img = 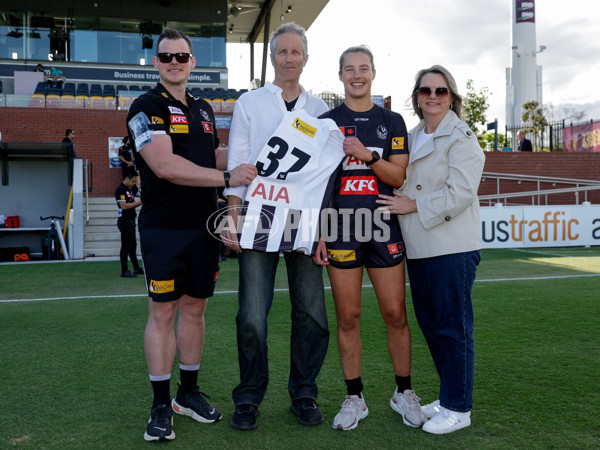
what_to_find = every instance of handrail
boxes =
[482,172,600,186]
[84,160,90,224]
[479,185,600,206]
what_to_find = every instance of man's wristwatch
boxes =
[223,171,231,188]
[365,151,381,167]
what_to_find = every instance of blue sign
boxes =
[0,62,223,86]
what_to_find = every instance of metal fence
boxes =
[505,119,598,152]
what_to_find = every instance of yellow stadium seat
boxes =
[75,95,88,108]
[29,93,45,107]
[60,94,75,108]
[45,94,61,108]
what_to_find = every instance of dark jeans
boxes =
[406,250,480,413]
[117,216,140,273]
[232,249,329,406]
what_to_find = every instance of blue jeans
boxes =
[406,250,480,413]
[232,250,329,406]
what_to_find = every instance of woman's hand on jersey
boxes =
[229,163,258,187]
[343,136,371,162]
[376,191,417,215]
[312,238,329,266]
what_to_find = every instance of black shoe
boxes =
[231,404,259,430]
[172,385,222,423]
[144,403,175,442]
[133,267,144,275]
[121,271,136,278]
[290,398,324,426]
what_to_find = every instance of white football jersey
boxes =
[239,109,345,254]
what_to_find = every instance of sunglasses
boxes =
[157,52,192,64]
[417,87,450,97]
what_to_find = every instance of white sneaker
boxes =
[421,399,441,419]
[422,405,471,434]
[390,388,427,427]
[332,394,369,431]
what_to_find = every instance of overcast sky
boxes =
[226,0,600,132]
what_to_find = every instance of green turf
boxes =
[1,248,599,448]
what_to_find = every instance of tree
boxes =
[521,100,548,151]
[463,79,490,148]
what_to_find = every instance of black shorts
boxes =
[140,228,220,302]
[326,213,405,269]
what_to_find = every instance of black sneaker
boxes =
[121,271,136,278]
[144,403,175,442]
[134,267,144,275]
[231,404,259,430]
[290,398,324,426]
[171,385,222,423]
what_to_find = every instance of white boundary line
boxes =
[1,273,599,304]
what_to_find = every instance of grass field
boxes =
[1,247,599,448]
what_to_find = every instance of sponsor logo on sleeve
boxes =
[392,137,405,150]
[327,249,356,262]
[149,279,175,294]
[340,176,379,195]
[293,117,317,138]
[170,115,188,124]
[202,122,214,133]
[170,124,189,133]
[168,106,184,114]
[119,194,126,200]
[151,116,164,124]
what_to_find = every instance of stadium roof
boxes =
[226,0,330,44]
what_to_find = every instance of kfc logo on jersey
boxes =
[168,106,184,114]
[170,115,188,124]
[202,122,214,133]
[340,176,379,195]
[339,126,356,137]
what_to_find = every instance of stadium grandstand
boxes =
[0,1,329,109]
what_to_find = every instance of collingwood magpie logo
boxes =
[377,125,388,140]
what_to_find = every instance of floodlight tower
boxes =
[506,0,545,128]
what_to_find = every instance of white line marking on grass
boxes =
[1,273,599,304]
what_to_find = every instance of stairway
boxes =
[83,197,140,257]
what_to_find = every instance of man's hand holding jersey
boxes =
[228,163,257,187]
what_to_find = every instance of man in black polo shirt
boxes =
[114,168,143,278]
[126,28,256,442]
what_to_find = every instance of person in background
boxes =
[115,168,143,278]
[313,45,426,431]
[377,64,485,435]
[45,73,66,89]
[517,129,532,151]
[126,27,256,442]
[62,129,76,158]
[34,63,44,72]
[222,22,329,431]
[119,136,136,179]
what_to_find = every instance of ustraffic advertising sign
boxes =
[481,204,600,248]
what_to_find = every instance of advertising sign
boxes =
[481,204,600,248]
[563,121,600,152]
[516,0,535,23]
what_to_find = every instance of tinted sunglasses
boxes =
[157,52,192,64]
[417,87,450,97]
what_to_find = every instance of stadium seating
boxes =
[75,95,88,109]
[28,93,45,107]
[60,94,75,108]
